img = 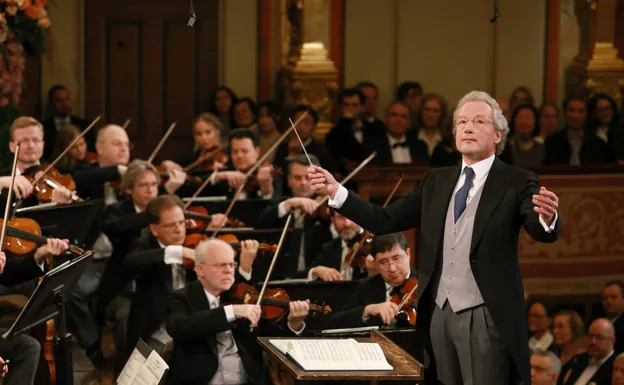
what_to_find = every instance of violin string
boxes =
[288,117,313,166]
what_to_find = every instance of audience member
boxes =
[537,103,561,143]
[531,350,562,385]
[553,309,587,366]
[416,93,448,157]
[500,104,545,167]
[529,300,555,353]
[602,281,624,353]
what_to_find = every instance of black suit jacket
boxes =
[42,115,92,162]
[614,315,624,354]
[0,254,44,288]
[307,237,367,281]
[367,131,430,165]
[165,280,301,385]
[543,129,614,165]
[336,157,561,385]
[325,118,380,176]
[256,197,332,279]
[327,269,417,329]
[71,163,122,201]
[557,352,615,385]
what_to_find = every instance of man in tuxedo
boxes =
[41,84,93,161]
[208,128,280,199]
[530,350,561,385]
[368,102,429,164]
[327,233,416,329]
[165,237,310,385]
[601,281,624,354]
[613,353,624,385]
[123,194,255,356]
[306,211,365,282]
[356,81,384,127]
[557,318,616,385]
[257,154,332,279]
[308,90,561,385]
[0,239,69,385]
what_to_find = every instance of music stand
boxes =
[3,251,94,385]
[16,200,104,249]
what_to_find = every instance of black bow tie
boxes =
[392,141,408,149]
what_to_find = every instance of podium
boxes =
[258,329,424,384]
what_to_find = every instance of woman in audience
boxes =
[552,309,587,365]
[416,93,448,157]
[537,103,560,144]
[587,93,624,162]
[509,85,535,111]
[528,300,555,353]
[53,124,90,172]
[209,86,237,145]
[230,97,258,130]
[256,100,282,163]
[500,104,545,167]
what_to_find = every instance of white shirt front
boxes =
[417,130,443,157]
[529,331,554,353]
[573,351,614,385]
[387,134,412,164]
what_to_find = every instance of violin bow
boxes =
[147,121,177,164]
[183,146,223,173]
[396,282,419,309]
[341,175,404,275]
[209,111,309,238]
[122,119,131,130]
[31,115,102,187]
[183,167,222,210]
[251,213,293,331]
[0,144,20,251]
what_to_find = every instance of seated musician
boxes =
[0,238,69,385]
[257,154,333,279]
[53,124,91,173]
[207,128,281,199]
[0,117,73,208]
[122,194,255,356]
[326,233,417,329]
[306,210,366,282]
[165,238,310,385]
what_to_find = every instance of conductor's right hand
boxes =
[232,304,261,327]
[308,165,340,200]
[363,302,399,325]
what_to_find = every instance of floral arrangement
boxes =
[0,0,50,107]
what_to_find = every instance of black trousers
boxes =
[0,329,40,385]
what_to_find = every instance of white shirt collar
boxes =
[204,289,219,308]
[385,272,412,293]
[460,154,495,184]
[387,133,407,145]
[417,130,442,143]
[529,331,554,351]
[590,350,614,367]
[329,223,339,239]
[134,204,142,213]
[610,313,622,324]
[157,240,166,249]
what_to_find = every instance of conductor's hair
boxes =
[146,194,184,224]
[370,233,408,258]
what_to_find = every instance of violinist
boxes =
[306,210,366,282]
[208,128,281,199]
[327,233,416,329]
[122,195,257,356]
[257,154,333,279]
[52,124,89,173]
[0,238,69,385]
[0,117,73,208]
[256,100,281,164]
[165,238,310,385]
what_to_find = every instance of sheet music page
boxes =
[116,348,147,385]
[141,350,169,380]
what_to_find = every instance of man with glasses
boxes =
[326,233,416,328]
[122,195,257,358]
[309,90,561,385]
[558,318,616,385]
[531,350,561,385]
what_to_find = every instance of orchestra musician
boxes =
[0,239,70,385]
[0,116,73,208]
[326,233,416,329]
[308,91,561,385]
[256,154,333,279]
[122,195,256,356]
[165,237,310,385]
[52,124,90,173]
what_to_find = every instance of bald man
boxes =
[613,353,624,385]
[166,238,310,385]
[558,318,616,385]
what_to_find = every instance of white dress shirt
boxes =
[417,130,443,157]
[529,331,554,353]
[54,116,71,131]
[574,351,614,385]
[387,134,412,164]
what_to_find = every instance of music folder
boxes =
[116,339,169,385]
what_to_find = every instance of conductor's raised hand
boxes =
[533,186,559,226]
[307,165,340,199]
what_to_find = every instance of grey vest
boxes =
[435,182,485,312]
[209,300,247,385]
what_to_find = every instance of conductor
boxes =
[308,91,561,385]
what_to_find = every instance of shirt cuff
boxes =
[258,190,273,200]
[538,211,558,233]
[37,260,45,271]
[163,245,184,264]
[277,201,288,218]
[288,321,306,335]
[238,266,252,282]
[223,305,236,322]
[328,185,348,209]
[306,268,318,281]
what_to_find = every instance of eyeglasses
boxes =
[210,262,237,270]
[377,255,405,269]
[455,117,494,129]
[588,333,612,341]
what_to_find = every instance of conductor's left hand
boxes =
[533,186,558,226]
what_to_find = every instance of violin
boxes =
[182,233,277,268]
[185,146,229,172]
[184,206,245,233]
[243,165,283,193]
[24,165,81,203]
[84,151,98,164]
[388,277,419,327]
[155,165,204,186]
[0,217,84,256]
[225,282,332,323]
[344,231,374,271]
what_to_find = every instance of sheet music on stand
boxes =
[116,339,169,385]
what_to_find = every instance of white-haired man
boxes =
[165,238,310,385]
[308,91,561,385]
[531,350,561,385]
